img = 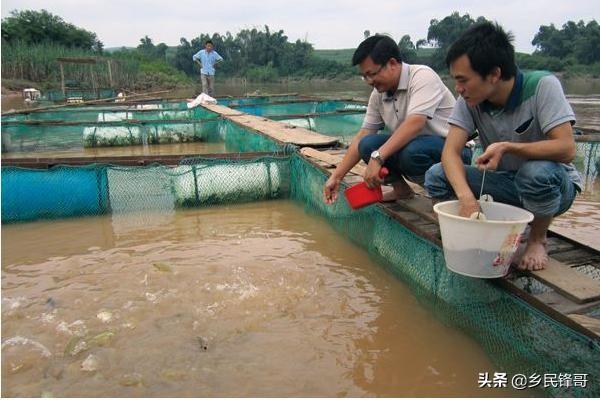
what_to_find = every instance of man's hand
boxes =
[323,175,342,204]
[475,142,508,171]
[458,195,480,218]
[364,159,383,189]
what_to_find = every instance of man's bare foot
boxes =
[382,187,397,202]
[517,239,548,271]
[391,179,415,200]
[381,184,415,201]
[394,187,415,200]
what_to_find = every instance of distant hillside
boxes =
[105,46,179,61]
[104,46,135,53]
[315,48,437,65]
[314,49,355,65]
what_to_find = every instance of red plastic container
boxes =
[344,167,389,210]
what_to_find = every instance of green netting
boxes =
[217,120,284,153]
[1,96,308,123]
[46,100,189,112]
[234,100,365,116]
[2,123,88,153]
[288,155,599,398]
[2,155,290,222]
[219,95,300,106]
[1,119,283,153]
[1,120,221,150]
[2,106,218,123]
[471,141,598,190]
[1,153,598,396]
[574,141,599,188]
[44,88,117,102]
[84,119,223,147]
[274,112,365,144]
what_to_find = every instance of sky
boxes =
[2,0,599,53]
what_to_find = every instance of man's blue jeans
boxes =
[358,134,472,185]
[424,161,577,217]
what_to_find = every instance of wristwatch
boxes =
[370,150,384,165]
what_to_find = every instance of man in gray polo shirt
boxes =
[323,35,471,204]
[424,22,581,271]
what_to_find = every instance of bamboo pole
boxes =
[1,89,173,116]
[59,62,65,96]
[107,60,113,88]
[89,64,97,98]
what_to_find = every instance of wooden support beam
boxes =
[59,63,65,96]
[1,151,280,168]
[568,314,600,336]
[1,90,172,115]
[527,258,600,304]
[107,60,113,88]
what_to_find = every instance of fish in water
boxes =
[45,297,57,310]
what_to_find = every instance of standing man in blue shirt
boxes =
[192,40,223,97]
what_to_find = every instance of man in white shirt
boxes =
[323,35,471,204]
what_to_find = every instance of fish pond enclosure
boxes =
[2,94,599,397]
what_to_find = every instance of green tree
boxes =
[171,38,194,75]
[154,43,168,60]
[135,36,168,60]
[415,39,428,50]
[137,35,155,57]
[1,9,103,52]
[398,34,417,63]
[169,25,354,81]
[532,24,570,58]
[426,12,489,69]
[574,20,600,64]
[533,19,600,65]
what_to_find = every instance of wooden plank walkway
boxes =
[551,200,600,251]
[203,104,338,147]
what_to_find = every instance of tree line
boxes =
[1,9,103,52]
[398,12,600,73]
[2,9,599,90]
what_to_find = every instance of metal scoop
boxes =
[470,168,487,220]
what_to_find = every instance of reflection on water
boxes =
[1,200,526,397]
[181,78,373,100]
[568,95,600,133]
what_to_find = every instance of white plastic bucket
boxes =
[433,200,534,278]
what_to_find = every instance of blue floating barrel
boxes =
[2,167,109,222]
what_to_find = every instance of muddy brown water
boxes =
[1,200,530,397]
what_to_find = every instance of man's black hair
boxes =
[352,35,401,66]
[446,22,517,80]
[205,40,214,45]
